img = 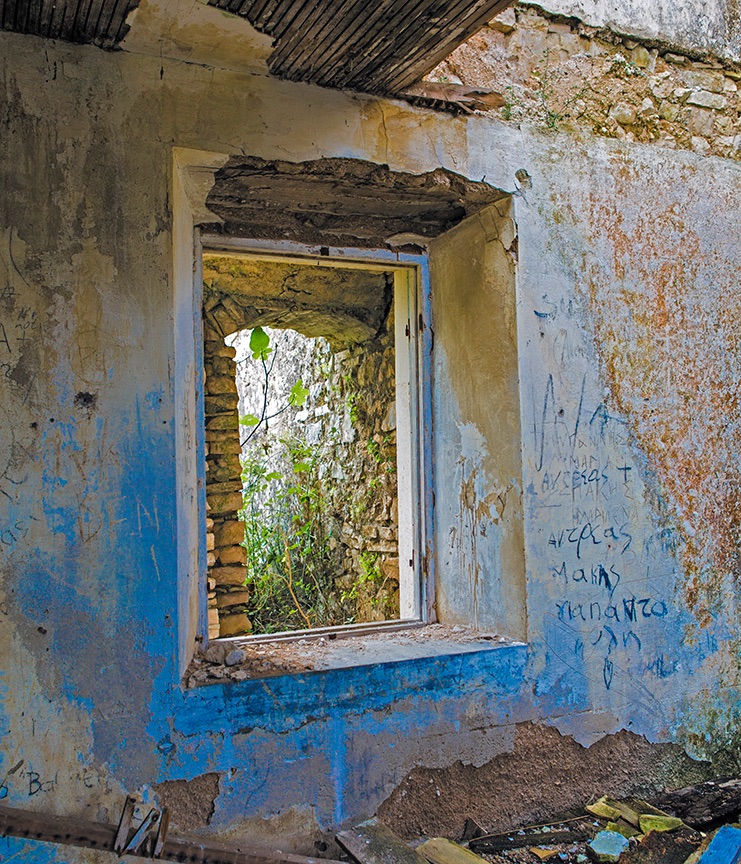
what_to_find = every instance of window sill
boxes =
[187,624,524,686]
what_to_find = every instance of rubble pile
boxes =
[337,781,741,864]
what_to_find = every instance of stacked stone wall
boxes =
[232,319,400,630]
[203,322,252,639]
[430,3,740,160]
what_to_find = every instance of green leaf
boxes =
[239,413,260,426]
[250,326,271,360]
[289,379,310,407]
[265,471,283,481]
[293,461,310,473]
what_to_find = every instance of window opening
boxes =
[201,248,421,640]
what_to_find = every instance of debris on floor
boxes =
[336,782,741,864]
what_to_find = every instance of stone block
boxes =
[658,101,680,121]
[205,394,240,414]
[217,589,251,608]
[211,565,249,586]
[218,545,248,566]
[609,102,636,125]
[206,462,242,483]
[204,341,236,359]
[632,46,650,68]
[691,136,711,156]
[685,69,724,93]
[688,107,714,136]
[206,439,243,455]
[207,491,244,516]
[206,479,243,495]
[367,542,397,554]
[687,90,727,110]
[489,6,516,33]
[205,355,238,376]
[219,612,252,638]
[205,428,236,443]
[206,413,239,430]
[206,532,215,551]
[649,73,673,100]
[381,557,400,583]
[206,376,238,395]
[215,520,246,547]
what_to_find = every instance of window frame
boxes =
[195,234,433,645]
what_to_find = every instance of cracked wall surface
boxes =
[0,1,740,858]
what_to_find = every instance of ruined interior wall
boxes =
[0,15,740,860]
[431,4,740,160]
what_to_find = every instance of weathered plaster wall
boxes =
[1,16,740,862]
[527,0,741,62]
[429,201,527,638]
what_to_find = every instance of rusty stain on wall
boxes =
[553,159,741,626]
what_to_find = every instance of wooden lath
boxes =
[207,0,514,94]
[0,0,138,46]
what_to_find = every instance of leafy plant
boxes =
[239,436,344,633]
[238,327,309,441]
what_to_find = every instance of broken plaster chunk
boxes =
[638,814,684,833]
[224,648,247,666]
[587,831,629,862]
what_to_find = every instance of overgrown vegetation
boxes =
[240,435,346,633]
[236,326,399,634]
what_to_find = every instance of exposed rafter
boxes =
[207,0,513,94]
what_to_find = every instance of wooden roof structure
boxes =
[0,0,513,96]
[207,0,513,94]
[0,0,137,47]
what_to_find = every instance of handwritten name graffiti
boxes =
[556,596,668,624]
[0,764,58,799]
[532,366,678,695]
[548,521,633,559]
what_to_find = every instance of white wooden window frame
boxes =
[198,235,429,642]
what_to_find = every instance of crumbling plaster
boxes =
[527,0,741,62]
[0,15,740,861]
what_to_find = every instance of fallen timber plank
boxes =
[0,803,346,864]
[652,778,741,829]
[418,837,490,864]
[337,819,428,864]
